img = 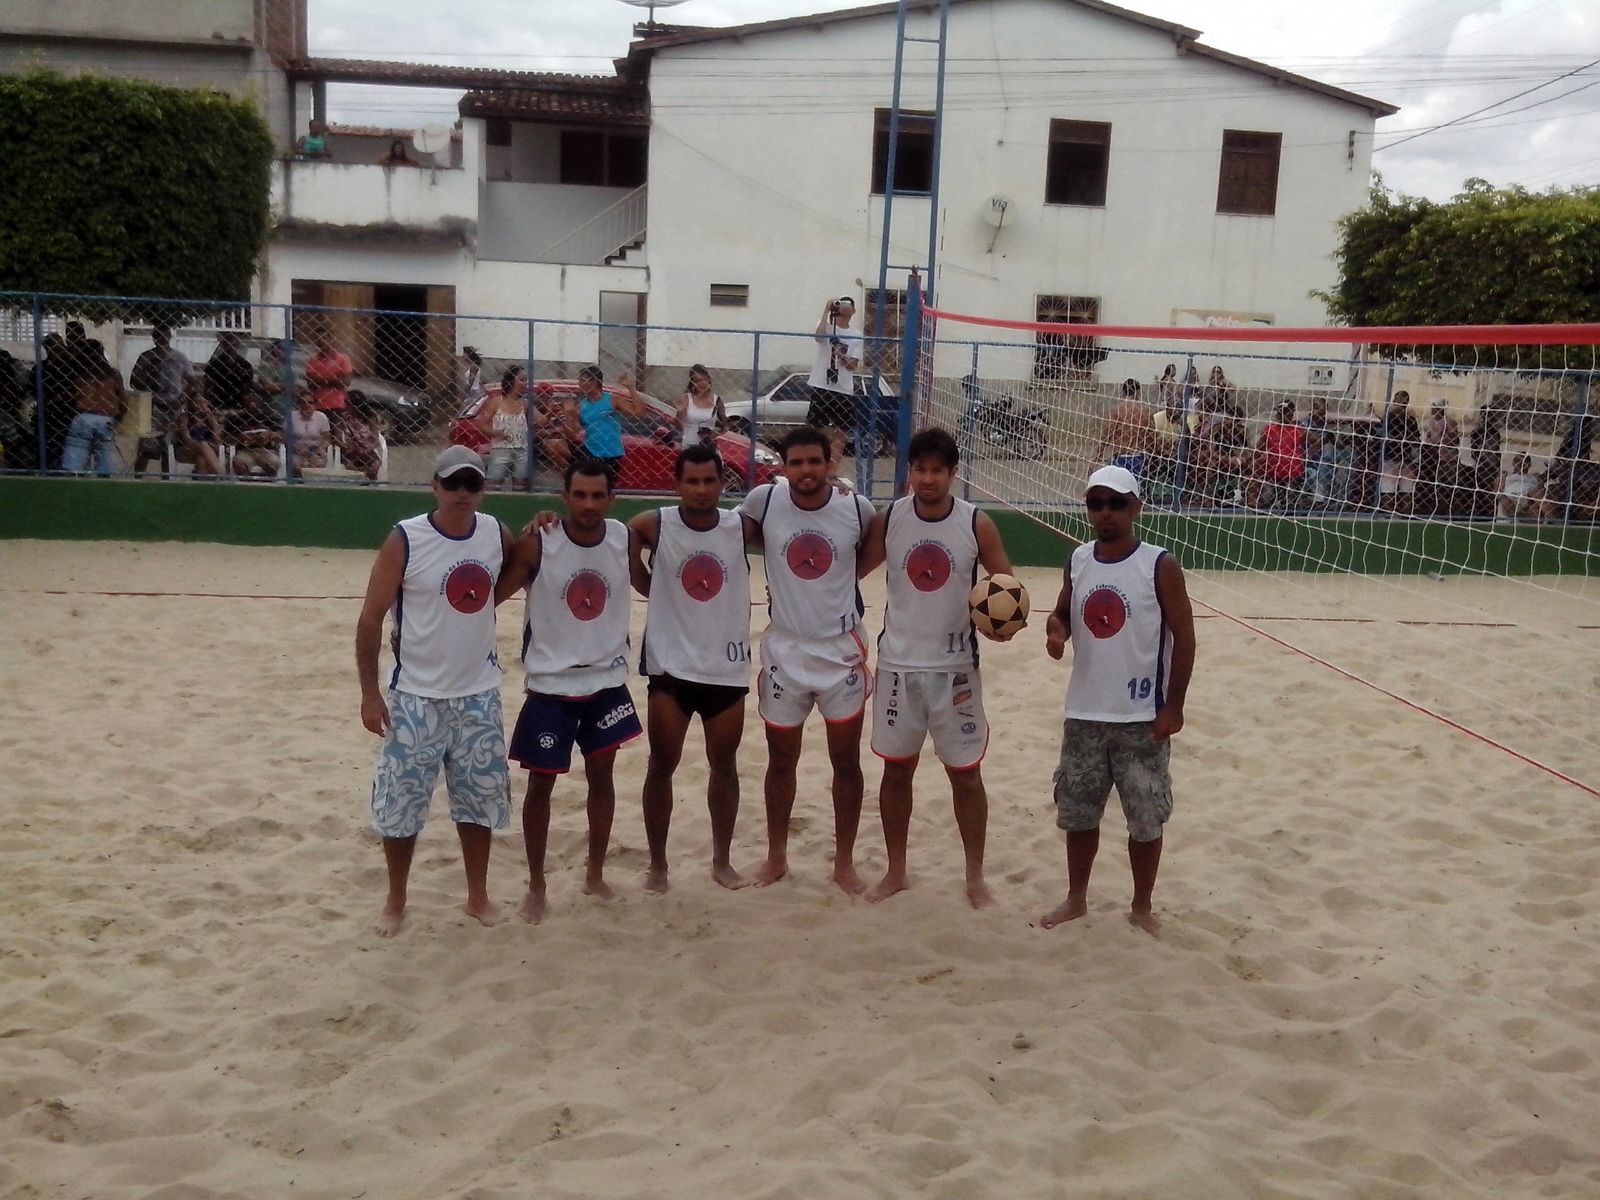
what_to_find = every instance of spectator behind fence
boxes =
[1204,365,1236,408]
[306,327,353,420]
[565,365,643,481]
[61,357,125,477]
[1418,398,1460,515]
[259,339,301,400]
[459,346,485,417]
[225,386,281,478]
[204,331,256,411]
[130,324,194,476]
[0,348,25,470]
[531,381,571,476]
[1246,398,1306,509]
[1377,390,1422,513]
[478,365,531,490]
[1498,453,1547,520]
[674,364,725,445]
[1149,382,1186,497]
[1099,378,1153,482]
[297,119,331,159]
[339,402,384,482]
[289,387,331,476]
[1299,395,1341,508]
[378,138,418,167]
[174,379,225,478]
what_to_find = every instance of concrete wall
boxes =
[273,159,477,232]
[642,0,1383,388]
[4,0,255,46]
[477,180,637,263]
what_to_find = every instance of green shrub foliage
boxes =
[0,72,274,304]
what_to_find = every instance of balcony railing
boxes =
[272,159,477,238]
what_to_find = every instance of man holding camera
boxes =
[806,295,862,436]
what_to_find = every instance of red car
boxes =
[451,379,780,494]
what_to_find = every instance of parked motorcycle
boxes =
[966,392,1048,459]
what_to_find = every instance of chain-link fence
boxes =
[0,292,901,498]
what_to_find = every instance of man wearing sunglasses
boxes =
[356,446,513,938]
[1042,465,1195,936]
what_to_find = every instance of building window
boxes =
[560,130,647,188]
[1045,120,1111,207]
[1033,295,1105,381]
[871,109,934,196]
[1217,130,1281,216]
[486,117,512,147]
[709,283,749,307]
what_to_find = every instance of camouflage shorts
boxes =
[1052,718,1173,842]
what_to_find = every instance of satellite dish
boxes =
[414,126,452,155]
[982,195,1013,229]
[618,0,690,34]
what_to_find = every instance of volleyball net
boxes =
[912,306,1600,792]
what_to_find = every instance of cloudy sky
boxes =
[312,0,1600,201]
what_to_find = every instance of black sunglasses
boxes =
[1085,494,1131,513]
[437,473,485,493]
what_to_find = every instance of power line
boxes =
[1375,56,1600,152]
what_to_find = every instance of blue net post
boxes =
[893,270,923,495]
[1171,352,1198,506]
[525,319,538,491]
[30,294,46,475]
[747,331,761,491]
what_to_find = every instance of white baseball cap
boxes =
[1085,464,1141,499]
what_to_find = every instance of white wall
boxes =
[642,0,1382,387]
[5,0,255,45]
[477,180,636,263]
[273,159,477,231]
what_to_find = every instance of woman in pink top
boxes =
[306,328,353,416]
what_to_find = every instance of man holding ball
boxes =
[1043,465,1195,936]
[858,428,1016,908]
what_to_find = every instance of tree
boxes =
[1319,178,1600,330]
[0,72,274,305]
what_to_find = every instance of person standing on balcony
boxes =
[296,120,331,159]
[378,138,419,167]
[565,365,643,483]
[306,326,354,429]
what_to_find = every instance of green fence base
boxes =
[1,478,1594,575]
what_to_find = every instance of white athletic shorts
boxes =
[871,666,988,770]
[758,628,871,727]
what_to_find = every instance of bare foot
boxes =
[832,863,867,896]
[712,863,750,891]
[1039,894,1088,929]
[464,896,500,927]
[1128,907,1161,938]
[751,857,788,887]
[516,887,546,925]
[373,902,405,938]
[863,870,908,904]
[643,864,670,895]
[965,878,997,910]
[584,874,619,902]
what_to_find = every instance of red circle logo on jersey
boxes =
[904,543,953,593]
[444,562,493,614]
[785,532,834,580]
[1082,586,1128,640]
[680,553,726,602]
[565,570,609,621]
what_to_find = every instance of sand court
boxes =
[2,538,1598,1199]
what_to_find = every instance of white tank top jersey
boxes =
[879,494,982,670]
[739,482,874,640]
[681,394,719,441]
[642,507,752,687]
[389,512,505,699]
[1064,540,1173,722]
[521,519,632,696]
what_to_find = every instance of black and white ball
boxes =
[969,574,1030,641]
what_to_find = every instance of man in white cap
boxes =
[355,446,514,937]
[1041,464,1195,936]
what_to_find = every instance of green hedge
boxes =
[0,72,273,302]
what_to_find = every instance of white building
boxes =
[5,0,1396,397]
